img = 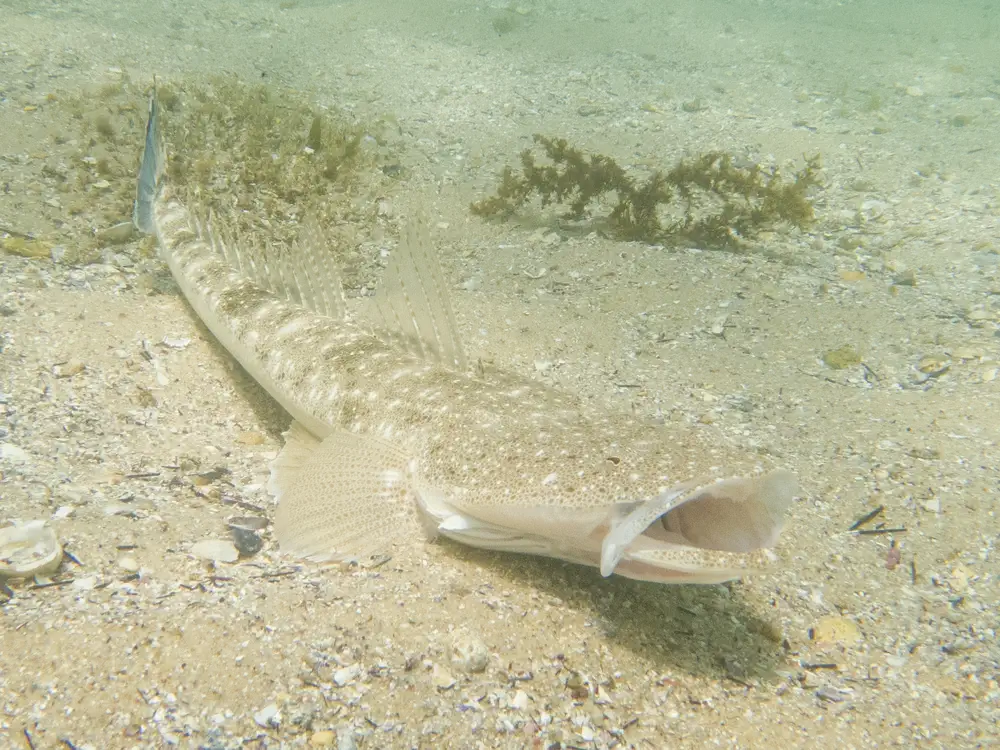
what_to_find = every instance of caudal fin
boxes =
[133,86,165,235]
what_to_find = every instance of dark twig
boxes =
[848,505,884,531]
[855,527,906,536]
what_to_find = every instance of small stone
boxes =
[333,664,361,687]
[511,689,530,711]
[235,431,267,445]
[801,670,822,688]
[118,555,140,573]
[309,731,336,747]
[810,615,861,645]
[0,442,31,463]
[229,525,263,557]
[190,539,239,563]
[52,360,86,378]
[450,631,489,673]
[905,85,923,97]
[103,502,140,518]
[253,703,280,728]
[709,315,728,336]
[337,730,358,750]
[822,345,861,370]
[921,496,941,514]
[838,270,866,282]
[72,576,98,590]
[950,346,982,361]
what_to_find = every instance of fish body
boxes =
[135,90,796,584]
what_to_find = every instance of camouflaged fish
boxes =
[134,89,797,584]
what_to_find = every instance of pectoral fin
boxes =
[271,423,418,562]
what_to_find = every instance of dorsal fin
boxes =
[199,212,349,322]
[376,212,467,371]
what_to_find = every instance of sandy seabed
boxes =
[1,1,998,748]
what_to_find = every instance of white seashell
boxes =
[0,520,63,578]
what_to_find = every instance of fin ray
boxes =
[377,213,467,370]
[272,427,419,562]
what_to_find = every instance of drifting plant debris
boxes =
[472,134,822,247]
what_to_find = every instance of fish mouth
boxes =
[600,469,797,584]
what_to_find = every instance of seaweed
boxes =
[471,134,821,247]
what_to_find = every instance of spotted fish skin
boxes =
[135,89,797,584]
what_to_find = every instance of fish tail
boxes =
[133,83,165,235]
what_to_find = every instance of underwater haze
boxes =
[0,1,998,748]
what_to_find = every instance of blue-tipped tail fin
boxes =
[132,86,164,234]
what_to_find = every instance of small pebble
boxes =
[52,360,86,378]
[229,525,263,557]
[450,631,489,673]
[72,576,98,590]
[333,664,361,687]
[810,615,861,645]
[921,497,941,514]
[118,555,140,573]
[309,731,335,748]
[0,442,31,463]
[191,539,239,563]
[235,431,267,445]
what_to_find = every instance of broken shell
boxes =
[190,538,240,563]
[917,356,950,376]
[228,515,269,531]
[431,663,456,690]
[97,222,135,245]
[0,520,63,578]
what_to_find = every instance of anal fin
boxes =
[272,423,418,562]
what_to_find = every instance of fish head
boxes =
[601,469,797,584]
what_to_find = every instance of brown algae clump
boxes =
[472,134,821,247]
